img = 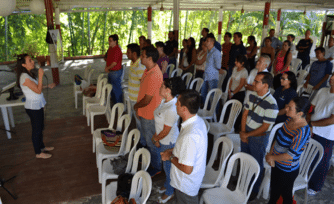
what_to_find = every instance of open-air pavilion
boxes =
[1,0,334,204]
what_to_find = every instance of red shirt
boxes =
[222,42,233,68]
[106,45,122,71]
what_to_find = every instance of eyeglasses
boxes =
[280,77,288,81]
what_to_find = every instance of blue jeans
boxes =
[139,117,155,149]
[241,129,269,193]
[308,133,334,191]
[151,142,175,195]
[201,79,218,104]
[108,69,123,104]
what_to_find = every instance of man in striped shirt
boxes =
[126,43,146,129]
[240,72,279,200]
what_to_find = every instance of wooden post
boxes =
[261,2,271,44]
[147,6,152,40]
[275,9,281,37]
[173,0,180,42]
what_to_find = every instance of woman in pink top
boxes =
[273,40,292,89]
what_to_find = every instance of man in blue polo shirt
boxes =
[240,72,279,200]
[201,28,221,52]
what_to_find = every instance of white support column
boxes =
[275,9,281,37]
[173,0,180,41]
[147,6,152,40]
[218,7,223,43]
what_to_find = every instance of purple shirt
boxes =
[157,55,170,79]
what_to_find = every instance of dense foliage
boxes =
[0,9,330,62]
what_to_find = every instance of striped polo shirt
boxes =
[245,91,279,134]
[128,58,146,102]
[272,118,311,172]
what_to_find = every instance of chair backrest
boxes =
[96,78,108,99]
[265,123,284,153]
[83,66,92,79]
[107,103,125,129]
[297,84,314,98]
[129,170,152,204]
[298,138,324,182]
[116,114,131,150]
[218,99,243,131]
[167,64,175,77]
[189,78,204,92]
[218,70,227,89]
[182,72,193,88]
[296,70,309,87]
[290,58,302,74]
[202,118,210,132]
[221,77,232,105]
[203,88,223,114]
[99,83,113,107]
[221,152,260,203]
[86,68,95,84]
[171,68,183,77]
[126,148,151,174]
[121,64,127,82]
[206,137,233,186]
[124,129,140,154]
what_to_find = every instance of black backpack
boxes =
[116,173,134,199]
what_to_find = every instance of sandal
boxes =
[157,186,166,194]
[42,147,54,152]
[158,194,174,204]
[36,153,52,159]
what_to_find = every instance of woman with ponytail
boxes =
[16,54,56,159]
[246,36,258,71]
[272,40,292,90]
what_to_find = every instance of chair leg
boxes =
[82,98,85,115]
[87,110,90,126]
[199,194,204,204]
[102,179,106,204]
[91,114,94,134]
[75,92,78,109]
[93,134,96,153]
[98,157,102,184]
[304,186,308,204]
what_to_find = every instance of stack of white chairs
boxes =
[200,152,260,204]
[96,114,131,182]
[74,66,95,109]
[83,74,106,115]
[170,68,183,77]
[198,88,223,122]
[221,78,232,106]
[293,138,323,204]
[182,72,193,88]
[201,137,233,189]
[297,84,314,99]
[218,70,227,89]
[128,171,152,204]
[92,103,125,153]
[103,148,151,204]
[296,70,309,88]
[290,58,303,74]
[209,100,243,142]
[189,78,204,92]
[167,64,175,78]
[86,84,113,134]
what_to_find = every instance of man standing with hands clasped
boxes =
[240,72,278,200]
[161,90,207,204]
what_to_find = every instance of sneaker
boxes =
[307,189,318,196]
[148,167,161,178]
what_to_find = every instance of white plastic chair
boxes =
[170,68,183,77]
[200,152,260,204]
[181,72,193,88]
[218,70,227,89]
[167,64,175,77]
[92,103,125,152]
[129,171,152,204]
[293,138,324,204]
[97,126,138,183]
[290,58,302,74]
[87,84,113,134]
[209,100,243,142]
[96,114,131,171]
[203,118,211,132]
[74,67,94,108]
[257,123,284,199]
[189,77,204,92]
[296,70,309,88]
[102,148,151,204]
[83,74,106,115]
[226,133,241,153]
[297,84,314,98]
[221,77,232,106]
[198,88,223,122]
[201,137,233,188]
[121,64,128,89]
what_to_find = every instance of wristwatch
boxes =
[169,154,175,161]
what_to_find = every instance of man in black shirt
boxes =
[165,31,178,66]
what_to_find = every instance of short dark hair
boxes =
[127,43,140,57]
[264,37,272,42]
[203,28,209,33]
[164,77,186,97]
[178,89,201,114]
[169,31,174,35]
[269,29,275,32]
[139,35,146,40]
[234,32,242,39]
[287,34,295,40]
[291,97,311,117]
[257,72,273,89]
[207,33,216,42]
[142,46,159,63]
[155,41,167,54]
[315,47,325,54]
[225,32,232,38]
[109,34,119,44]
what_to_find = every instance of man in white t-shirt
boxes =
[325,37,334,62]
[161,90,207,204]
[244,54,270,104]
[307,72,334,195]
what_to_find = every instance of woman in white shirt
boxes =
[194,38,207,78]
[228,54,249,102]
[16,54,56,159]
[151,77,186,203]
